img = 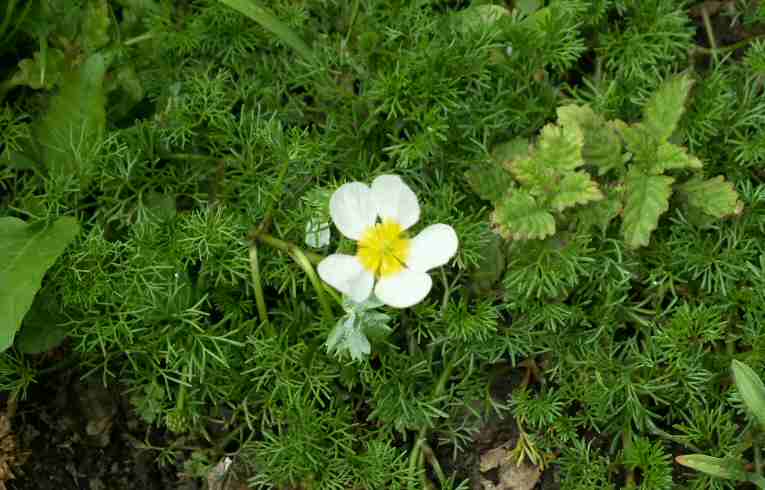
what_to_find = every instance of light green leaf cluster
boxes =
[484,75,742,248]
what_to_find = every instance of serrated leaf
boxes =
[10,48,66,90]
[679,176,742,218]
[642,75,694,142]
[492,190,556,240]
[492,137,531,165]
[465,162,516,202]
[622,170,674,248]
[647,143,702,174]
[556,104,623,175]
[0,217,80,352]
[33,52,109,181]
[614,122,658,166]
[535,123,584,171]
[574,186,623,233]
[550,171,603,211]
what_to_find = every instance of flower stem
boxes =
[248,243,270,328]
[249,230,324,265]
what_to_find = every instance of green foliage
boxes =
[486,75,741,249]
[0,217,80,352]
[2,1,765,489]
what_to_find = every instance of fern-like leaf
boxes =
[492,190,556,240]
[622,170,674,248]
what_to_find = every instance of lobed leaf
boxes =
[465,162,516,203]
[557,104,623,175]
[0,217,80,352]
[679,176,742,218]
[550,171,603,211]
[535,122,584,172]
[642,74,694,142]
[621,170,674,248]
[492,190,556,240]
[574,185,623,233]
[648,143,702,174]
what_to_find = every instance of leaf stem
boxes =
[248,244,270,328]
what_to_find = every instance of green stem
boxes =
[124,32,155,46]
[700,5,719,65]
[407,354,458,489]
[160,153,221,163]
[249,231,324,265]
[290,246,334,323]
[248,244,271,329]
[345,0,361,43]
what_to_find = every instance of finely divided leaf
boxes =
[0,217,80,352]
[622,171,674,248]
[679,176,742,218]
[33,52,109,181]
[550,171,603,211]
[492,191,556,240]
[642,75,694,142]
[648,143,702,174]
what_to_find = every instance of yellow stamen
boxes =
[357,220,410,278]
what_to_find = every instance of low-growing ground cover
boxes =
[4,0,765,488]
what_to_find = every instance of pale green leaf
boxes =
[492,190,556,240]
[675,454,750,481]
[10,48,66,90]
[648,143,702,174]
[0,217,80,352]
[33,52,109,181]
[535,122,584,171]
[557,105,624,175]
[679,176,742,218]
[218,0,314,61]
[642,75,694,142]
[550,171,603,211]
[622,170,674,248]
[732,360,765,429]
[492,137,531,165]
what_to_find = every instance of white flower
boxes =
[317,175,458,308]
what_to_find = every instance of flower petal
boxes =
[406,224,458,272]
[371,175,420,230]
[330,182,377,240]
[305,219,331,248]
[374,269,432,308]
[317,254,374,303]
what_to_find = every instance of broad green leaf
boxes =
[614,122,658,167]
[574,185,623,233]
[642,75,694,142]
[469,234,506,296]
[679,176,742,218]
[15,293,69,354]
[648,143,702,174]
[492,190,556,240]
[506,155,549,188]
[33,52,109,181]
[219,0,314,61]
[465,162,516,202]
[0,216,80,352]
[550,171,603,211]
[557,105,624,175]
[675,454,750,481]
[732,360,765,428]
[622,170,674,248]
[535,123,584,171]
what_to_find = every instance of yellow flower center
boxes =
[357,220,410,278]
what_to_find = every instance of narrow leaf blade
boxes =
[732,360,765,429]
[675,454,750,481]
[218,0,314,61]
[0,217,80,352]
